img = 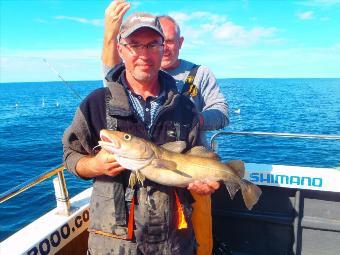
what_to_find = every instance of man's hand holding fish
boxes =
[188,180,220,195]
[75,148,126,178]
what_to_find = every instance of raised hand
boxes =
[103,0,131,67]
[104,0,130,35]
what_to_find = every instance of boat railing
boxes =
[210,131,340,150]
[0,164,71,215]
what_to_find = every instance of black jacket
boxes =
[62,66,200,255]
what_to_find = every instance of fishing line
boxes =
[42,59,83,100]
[92,144,102,155]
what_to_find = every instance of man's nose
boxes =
[138,50,155,61]
[163,43,170,51]
[138,47,153,57]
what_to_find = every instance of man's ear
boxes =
[179,36,184,49]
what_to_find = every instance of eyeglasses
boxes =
[120,42,164,54]
[164,39,176,46]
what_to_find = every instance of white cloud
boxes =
[54,16,103,26]
[297,0,340,6]
[1,48,100,60]
[214,22,277,46]
[169,11,227,24]
[181,44,340,78]
[191,12,228,24]
[315,0,340,4]
[168,11,278,47]
[167,12,191,23]
[0,48,103,82]
[297,11,314,20]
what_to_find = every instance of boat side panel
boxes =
[212,185,295,255]
[212,185,340,255]
[55,230,89,255]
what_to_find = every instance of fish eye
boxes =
[123,134,131,141]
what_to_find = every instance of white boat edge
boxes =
[1,163,340,254]
[0,187,92,255]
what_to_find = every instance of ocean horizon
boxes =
[0,78,339,241]
[2,77,340,84]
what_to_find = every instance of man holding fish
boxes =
[63,11,222,255]
[102,0,229,255]
[102,1,229,254]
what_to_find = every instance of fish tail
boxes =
[239,180,262,210]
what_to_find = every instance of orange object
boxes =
[174,190,188,229]
[191,192,213,255]
[127,196,135,240]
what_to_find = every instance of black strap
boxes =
[181,64,200,97]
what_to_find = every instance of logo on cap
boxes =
[118,13,164,41]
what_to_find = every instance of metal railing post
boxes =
[53,171,71,215]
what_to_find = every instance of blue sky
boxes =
[1,0,340,82]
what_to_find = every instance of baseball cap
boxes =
[118,13,164,41]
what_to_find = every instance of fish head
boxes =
[98,130,154,170]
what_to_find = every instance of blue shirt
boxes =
[119,72,166,129]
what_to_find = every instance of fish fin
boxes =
[161,141,187,153]
[136,170,145,186]
[224,181,240,200]
[240,179,262,210]
[225,160,245,177]
[151,159,177,170]
[128,172,137,188]
[186,146,220,160]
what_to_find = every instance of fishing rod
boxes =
[42,58,83,100]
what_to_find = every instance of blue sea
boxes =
[0,79,339,241]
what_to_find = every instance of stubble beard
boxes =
[130,68,155,84]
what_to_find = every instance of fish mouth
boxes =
[98,140,120,155]
[100,130,120,144]
[99,131,121,153]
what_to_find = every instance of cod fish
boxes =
[98,129,262,210]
